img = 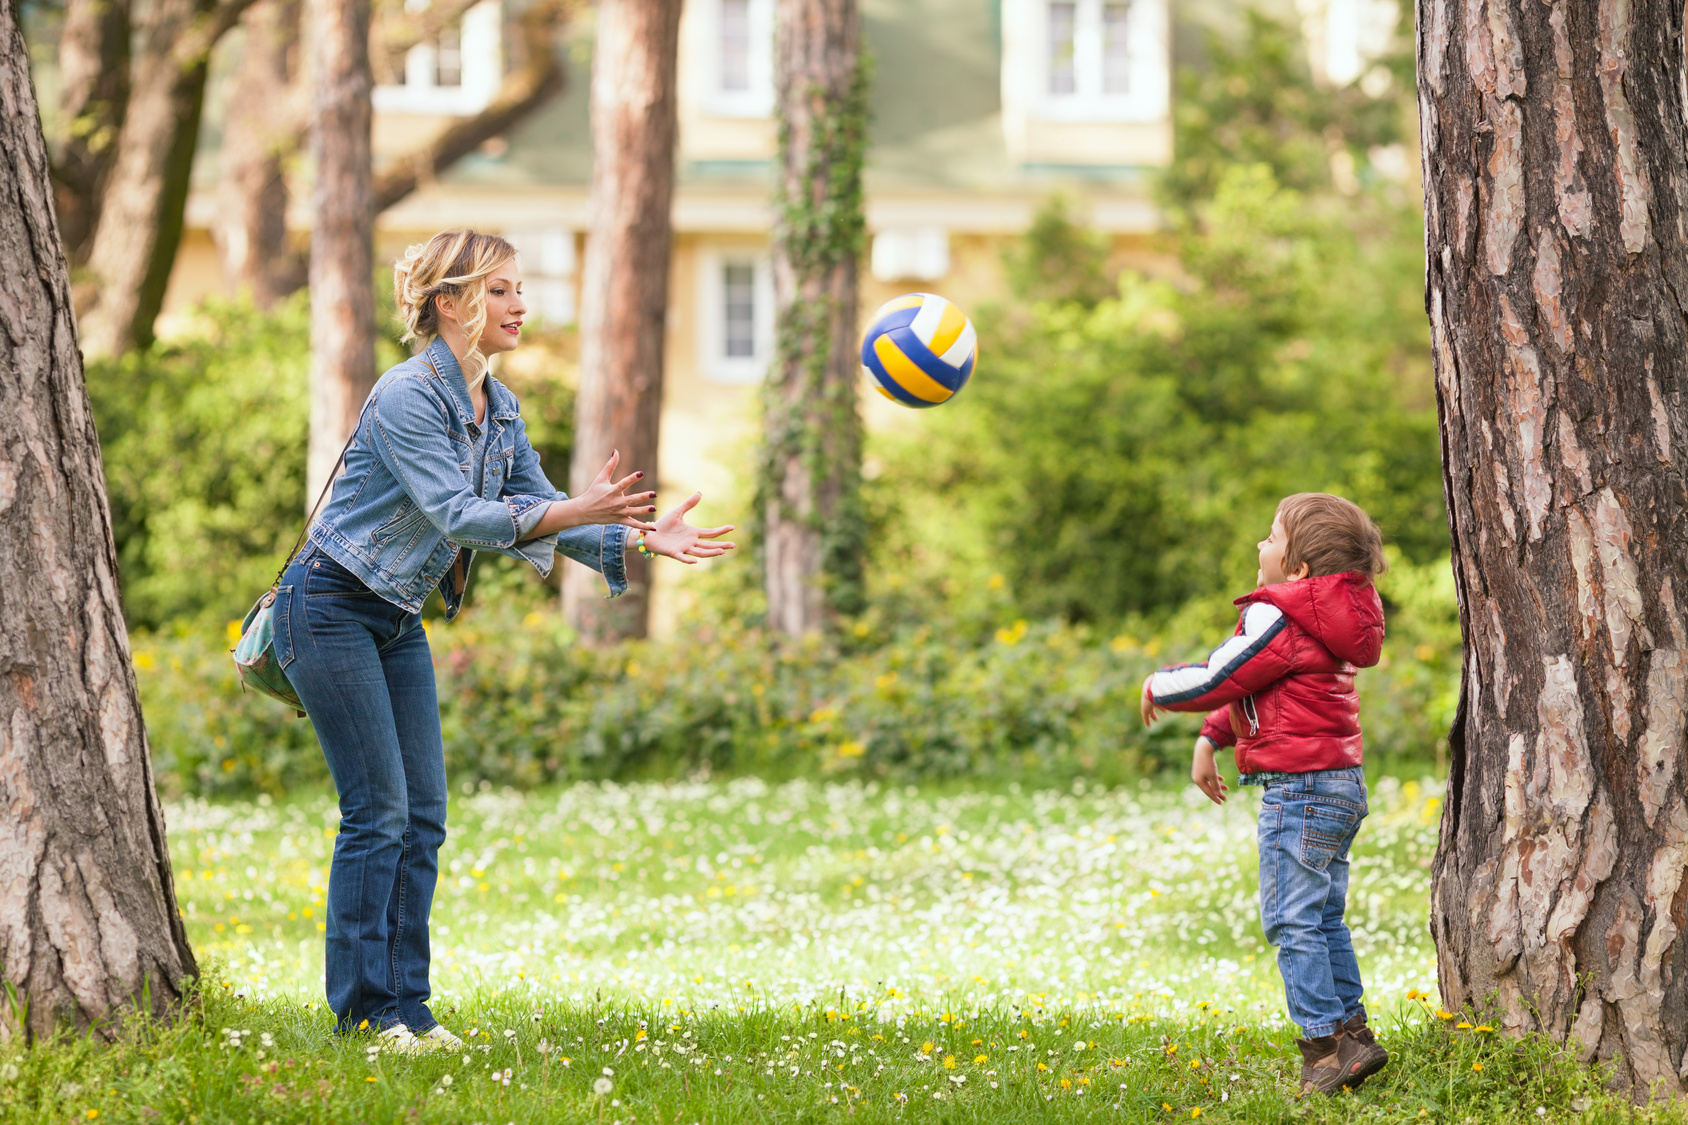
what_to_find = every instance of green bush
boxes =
[136,549,1458,797]
[87,299,311,631]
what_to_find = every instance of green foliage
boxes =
[136,580,1456,797]
[759,54,873,620]
[1002,194,1113,307]
[86,298,311,631]
[1161,10,1406,212]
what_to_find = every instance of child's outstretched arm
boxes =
[1139,602,1294,724]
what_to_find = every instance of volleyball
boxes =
[859,293,977,408]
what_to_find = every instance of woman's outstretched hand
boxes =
[640,493,737,565]
[540,451,658,535]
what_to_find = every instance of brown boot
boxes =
[1340,1012,1390,1088]
[1296,1034,1346,1096]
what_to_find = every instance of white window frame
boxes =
[870,227,950,283]
[696,249,774,385]
[372,0,503,116]
[1003,0,1168,124]
[505,228,577,326]
[702,0,774,118]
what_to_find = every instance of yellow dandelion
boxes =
[365,1076,378,1083]
[358,1019,369,1030]
[86,1112,99,1121]
[1060,1078,1072,1089]
[1037,1062,1049,1072]
[1457,1022,1473,1030]
[974,1054,987,1065]
[1472,1062,1483,1072]
[943,1055,956,1070]
[1436,1010,1455,1020]
[1474,1025,1494,1033]
[921,1040,935,1054]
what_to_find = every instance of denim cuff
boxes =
[552,524,629,598]
[505,494,551,542]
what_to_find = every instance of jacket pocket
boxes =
[371,499,426,545]
[1299,801,1362,871]
[272,584,297,670]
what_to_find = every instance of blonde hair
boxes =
[393,229,518,388]
[1278,493,1389,578]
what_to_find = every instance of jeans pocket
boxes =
[273,584,297,670]
[1300,801,1361,871]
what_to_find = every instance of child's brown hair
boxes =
[1278,493,1388,578]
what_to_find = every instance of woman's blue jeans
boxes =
[1255,767,1369,1038]
[275,546,445,1034]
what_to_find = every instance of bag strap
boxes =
[271,427,358,589]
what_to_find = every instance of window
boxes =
[373,0,502,116]
[704,0,773,117]
[505,228,576,325]
[697,250,774,384]
[1102,1,1132,92]
[720,0,752,93]
[870,228,950,283]
[723,264,756,358]
[434,26,462,87]
[1001,0,1168,124]
[1048,3,1077,95]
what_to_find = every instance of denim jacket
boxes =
[307,337,627,618]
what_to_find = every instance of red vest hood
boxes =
[1238,572,1384,669]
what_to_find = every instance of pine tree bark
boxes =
[51,0,131,266]
[563,0,681,642]
[761,0,866,636]
[0,0,198,1039]
[77,0,258,356]
[1419,0,1688,1095]
[305,0,377,504]
[214,0,307,306]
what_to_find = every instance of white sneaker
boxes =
[376,1024,435,1055]
[419,1024,465,1050]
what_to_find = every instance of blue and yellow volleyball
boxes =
[859,293,977,408]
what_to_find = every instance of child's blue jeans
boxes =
[1252,766,1369,1038]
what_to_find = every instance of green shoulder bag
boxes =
[231,435,354,715]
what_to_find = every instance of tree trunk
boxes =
[305,0,377,504]
[563,0,681,642]
[77,0,257,357]
[51,0,130,266]
[0,0,198,1040]
[213,0,307,306]
[1419,0,1688,1095]
[761,0,866,637]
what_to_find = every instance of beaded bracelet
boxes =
[635,534,656,559]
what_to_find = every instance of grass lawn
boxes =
[0,777,1670,1123]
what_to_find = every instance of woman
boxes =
[274,230,735,1050]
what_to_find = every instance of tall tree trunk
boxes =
[305,0,376,504]
[213,0,306,306]
[52,0,130,265]
[0,0,198,1040]
[77,0,257,357]
[563,0,681,642]
[1419,0,1688,1096]
[760,0,866,637]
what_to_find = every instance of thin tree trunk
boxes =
[305,0,376,504]
[51,0,130,265]
[213,0,306,306]
[1419,0,1688,1095]
[0,0,198,1040]
[77,0,258,357]
[563,0,681,642]
[761,0,866,637]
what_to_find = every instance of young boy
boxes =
[1140,493,1390,1097]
